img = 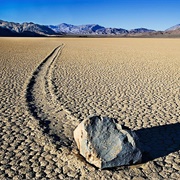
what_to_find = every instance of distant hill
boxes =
[0,20,62,36]
[48,23,106,34]
[0,26,18,36]
[48,23,154,35]
[165,24,180,31]
[129,28,155,34]
[0,26,47,37]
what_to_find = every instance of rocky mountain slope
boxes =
[166,24,180,31]
[48,23,154,35]
[0,20,59,36]
[48,23,105,34]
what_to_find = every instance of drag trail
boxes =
[26,44,78,148]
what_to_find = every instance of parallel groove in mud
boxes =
[26,44,77,147]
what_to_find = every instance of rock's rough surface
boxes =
[74,115,142,169]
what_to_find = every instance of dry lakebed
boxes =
[0,37,180,179]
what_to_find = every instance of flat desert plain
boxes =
[0,38,179,179]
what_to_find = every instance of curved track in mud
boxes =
[26,44,78,148]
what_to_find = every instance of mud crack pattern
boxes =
[0,38,180,179]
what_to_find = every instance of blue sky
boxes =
[0,0,180,30]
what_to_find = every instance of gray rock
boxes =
[74,115,142,169]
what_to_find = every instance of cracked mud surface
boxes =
[0,38,180,179]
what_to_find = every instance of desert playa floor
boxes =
[0,37,179,179]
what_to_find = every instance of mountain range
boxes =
[0,20,62,37]
[0,19,180,37]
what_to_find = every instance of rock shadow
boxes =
[135,123,180,162]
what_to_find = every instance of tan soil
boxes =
[0,37,179,179]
